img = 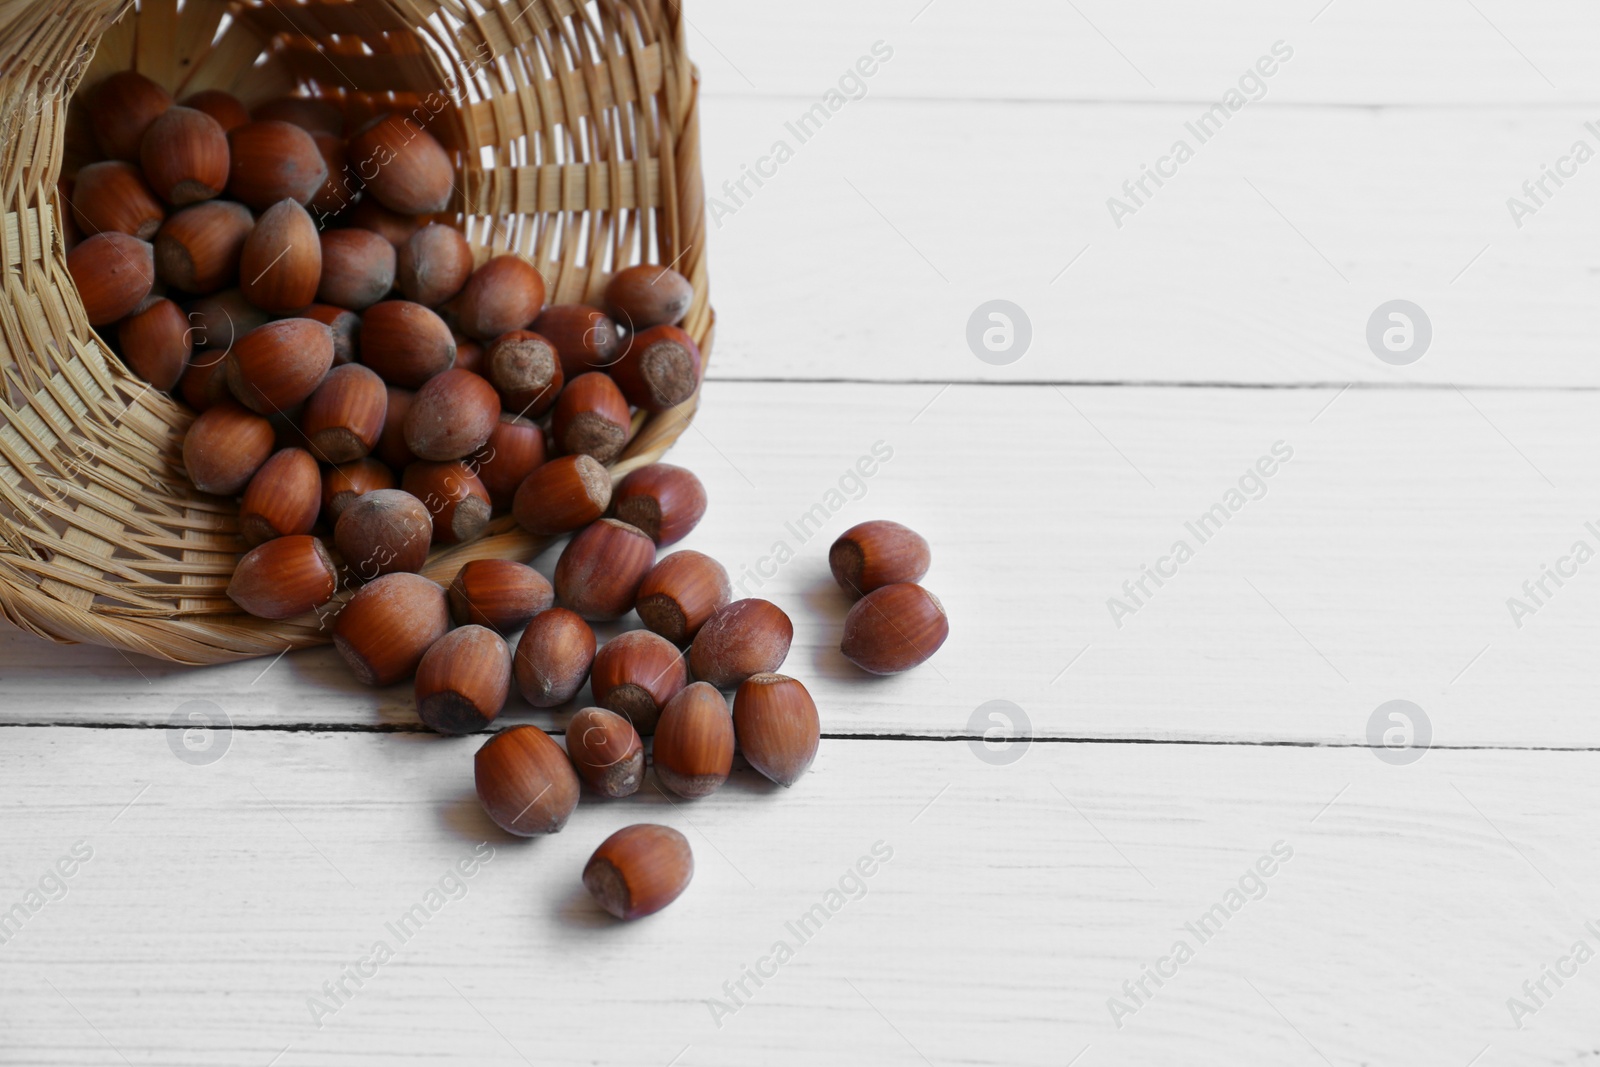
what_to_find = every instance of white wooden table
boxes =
[6,2,1600,1063]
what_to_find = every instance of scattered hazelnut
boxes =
[839,582,949,674]
[301,304,361,366]
[180,90,250,133]
[67,232,154,325]
[635,551,731,645]
[612,463,706,546]
[583,824,693,920]
[512,454,610,537]
[238,447,321,545]
[652,681,734,799]
[403,368,501,461]
[483,329,561,417]
[689,599,793,689]
[360,300,456,387]
[302,363,387,464]
[829,520,930,598]
[401,460,491,544]
[334,488,433,578]
[317,227,396,310]
[566,706,644,798]
[448,558,552,632]
[553,518,655,620]
[225,317,334,414]
[117,296,191,390]
[457,255,545,341]
[253,97,344,137]
[397,223,473,307]
[551,372,631,464]
[532,304,621,378]
[474,725,580,836]
[346,113,453,215]
[608,324,701,412]
[239,198,322,313]
[473,414,546,510]
[226,120,328,210]
[332,571,451,685]
[140,106,229,206]
[154,199,253,294]
[227,534,338,620]
[513,607,595,707]
[415,625,510,735]
[321,457,396,521]
[589,629,687,735]
[70,161,164,240]
[182,400,275,495]
[88,71,172,162]
[733,673,819,787]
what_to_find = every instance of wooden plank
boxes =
[0,728,1592,1064]
[1,382,1595,748]
[698,97,1600,386]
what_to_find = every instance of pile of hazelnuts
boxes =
[61,71,949,920]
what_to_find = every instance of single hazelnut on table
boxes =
[604,264,693,330]
[70,161,164,240]
[140,106,230,206]
[226,120,328,210]
[334,488,433,579]
[689,599,793,689]
[554,518,655,621]
[301,304,361,366]
[551,372,631,465]
[415,625,510,735]
[397,223,474,307]
[238,447,321,546]
[225,317,334,414]
[733,673,819,787]
[317,227,396,310]
[117,296,191,391]
[589,629,687,736]
[612,463,707,546]
[345,113,453,215]
[607,324,702,413]
[653,681,734,799]
[239,199,321,314]
[512,454,610,537]
[302,363,387,464]
[333,571,451,686]
[154,199,253,294]
[473,414,546,510]
[401,460,492,545]
[635,551,731,645]
[180,89,249,133]
[513,607,594,708]
[448,558,553,632]
[457,255,546,341]
[839,582,949,675]
[88,70,172,163]
[583,824,693,920]
[403,368,501,461]
[227,534,338,620]
[830,520,931,598]
[566,706,644,798]
[483,329,562,417]
[474,725,580,836]
[360,300,456,388]
[67,232,154,326]
[182,401,275,495]
[532,304,621,378]
[321,457,396,521]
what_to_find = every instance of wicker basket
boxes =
[0,0,711,665]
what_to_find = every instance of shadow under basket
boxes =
[0,0,712,664]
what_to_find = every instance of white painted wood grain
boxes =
[3,382,1594,748]
[0,729,1593,1066]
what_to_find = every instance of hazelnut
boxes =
[226,120,328,210]
[608,325,702,413]
[226,318,334,414]
[403,368,500,461]
[334,488,433,579]
[183,401,275,495]
[375,386,417,469]
[117,297,191,390]
[483,329,562,417]
[239,447,321,545]
[566,706,644,798]
[88,71,172,162]
[180,90,250,133]
[302,304,361,366]
[177,352,230,411]
[186,288,268,350]
[454,337,484,375]
[302,363,387,463]
[612,463,706,546]
[227,534,338,620]
[415,625,510,735]
[140,106,230,206]
[513,607,594,707]
[653,681,734,799]
[401,460,491,544]
[473,414,546,510]
[253,97,344,137]
[589,629,687,735]
[240,198,321,313]
[70,161,164,240]
[733,673,819,787]
[689,599,793,689]
[532,304,621,378]
[154,200,253,294]
[308,131,353,221]
[553,518,655,621]
[583,824,692,920]
[397,223,473,307]
[67,232,154,325]
[840,583,949,675]
[457,255,545,341]
[830,520,930,598]
[332,571,451,685]
[635,551,731,645]
[512,454,610,536]
[346,113,453,215]
[551,372,631,464]
[475,725,580,836]
[604,264,693,330]
[448,558,553,632]
[360,300,456,387]
[317,228,396,310]
[321,457,397,521]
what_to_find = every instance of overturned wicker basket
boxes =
[0,0,711,664]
